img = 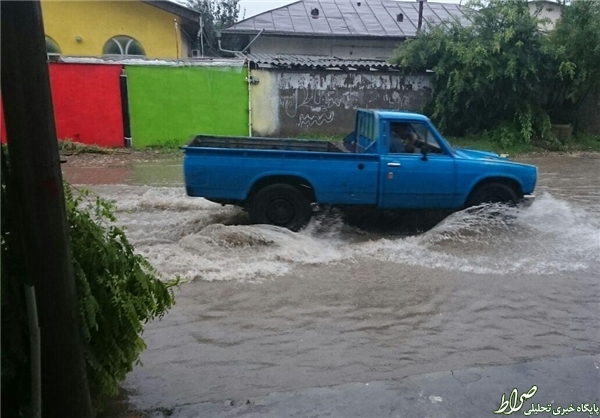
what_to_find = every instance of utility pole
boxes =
[418,0,425,32]
[1,1,94,417]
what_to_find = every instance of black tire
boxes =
[249,184,312,231]
[466,183,519,207]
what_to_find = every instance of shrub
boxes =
[546,0,600,125]
[392,0,554,140]
[390,0,600,142]
[1,148,177,414]
[66,187,178,409]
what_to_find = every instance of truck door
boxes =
[380,121,458,209]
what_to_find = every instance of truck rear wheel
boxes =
[466,182,519,207]
[249,184,312,231]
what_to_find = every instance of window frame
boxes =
[388,121,447,156]
[102,35,145,57]
[45,35,62,54]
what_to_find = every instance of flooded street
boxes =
[62,154,600,416]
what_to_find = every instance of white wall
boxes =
[251,70,280,136]
[250,36,404,60]
[529,1,563,31]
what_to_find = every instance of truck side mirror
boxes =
[421,144,428,161]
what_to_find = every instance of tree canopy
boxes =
[391,0,600,143]
[547,0,600,124]
[186,0,243,56]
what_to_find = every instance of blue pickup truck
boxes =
[183,110,537,231]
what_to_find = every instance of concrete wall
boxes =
[251,36,403,60]
[126,65,249,148]
[251,69,432,136]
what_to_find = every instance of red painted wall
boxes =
[49,63,124,147]
[1,63,124,147]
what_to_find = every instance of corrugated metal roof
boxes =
[224,0,470,38]
[241,53,402,70]
[55,56,246,67]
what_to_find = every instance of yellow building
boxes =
[41,0,200,59]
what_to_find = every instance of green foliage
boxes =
[2,145,177,414]
[145,138,183,150]
[186,0,245,56]
[65,186,178,408]
[391,0,554,142]
[292,133,347,142]
[448,130,600,155]
[448,132,538,155]
[569,133,600,152]
[547,0,600,123]
[391,0,600,143]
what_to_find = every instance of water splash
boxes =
[361,193,600,275]
[91,186,600,281]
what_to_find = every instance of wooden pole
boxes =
[0,1,94,416]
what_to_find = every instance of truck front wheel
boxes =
[249,184,312,231]
[466,183,519,207]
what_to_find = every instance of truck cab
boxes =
[346,109,536,210]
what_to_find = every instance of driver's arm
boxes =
[404,133,418,153]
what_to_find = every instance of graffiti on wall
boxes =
[276,72,432,135]
[280,88,382,128]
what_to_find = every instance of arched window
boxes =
[45,36,61,54]
[102,36,145,56]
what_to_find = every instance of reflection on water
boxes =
[62,159,182,186]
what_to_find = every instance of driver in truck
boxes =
[390,123,418,154]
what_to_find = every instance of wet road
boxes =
[62,154,600,415]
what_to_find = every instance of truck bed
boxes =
[183,139,380,207]
[187,135,346,153]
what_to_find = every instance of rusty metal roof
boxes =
[224,0,470,38]
[241,53,403,70]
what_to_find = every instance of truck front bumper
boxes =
[520,194,535,207]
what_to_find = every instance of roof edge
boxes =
[142,0,200,21]
[241,53,409,71]
[53,55,244,67]
[222,29,408,41]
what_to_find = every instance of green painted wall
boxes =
[126,66,249,148]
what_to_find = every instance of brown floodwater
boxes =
[62,153,600,414]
